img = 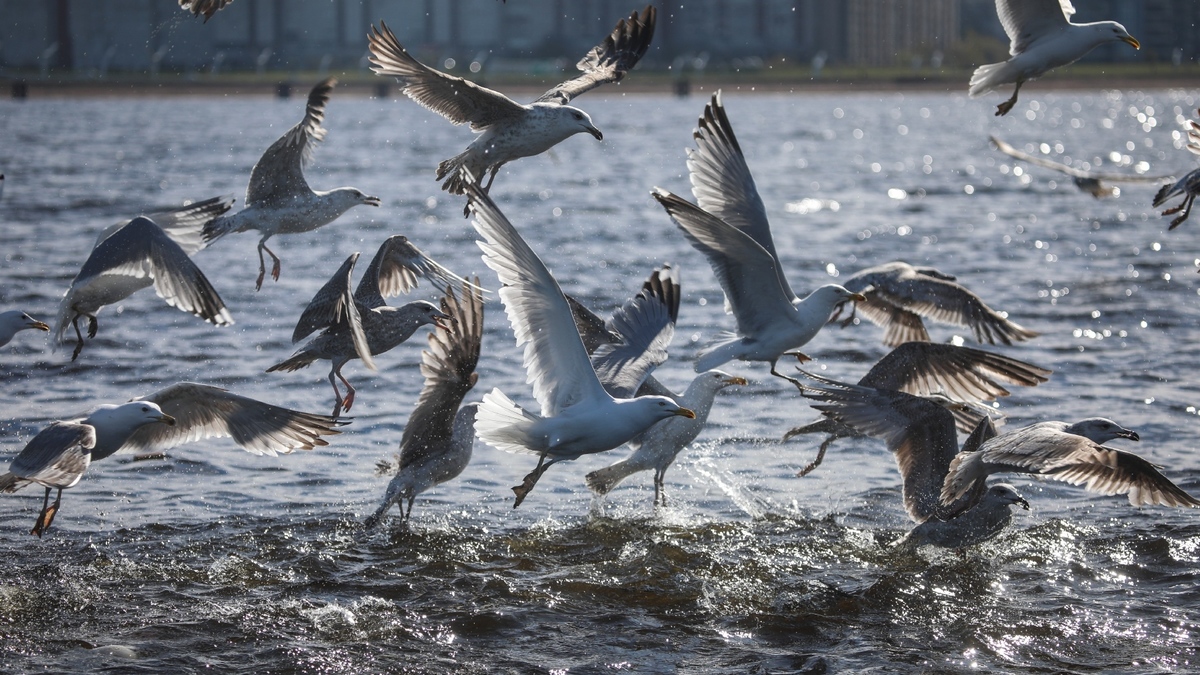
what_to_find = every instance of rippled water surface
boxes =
[2,87,1200,673]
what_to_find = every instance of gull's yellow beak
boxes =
[30,321,50,332]
[1121,35,1140,50]
[674,407,697,419]
[160,413,177,426]
[849,293,868,302]
[725,376,749,386]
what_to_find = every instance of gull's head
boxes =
[97,401,176,430]
[352,189,382,207]
[1098,22,1139,50]
[413,301,453,331]
[1064,417,1139,443]
[0,310,51,334]
[639,396,696,421]
[811,284,867,306]
[557,105,603,141]
[700,369,749,392]
[985,483,1030,511]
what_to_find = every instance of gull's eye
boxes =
[573,112,583,120]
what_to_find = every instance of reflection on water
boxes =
[1,88,1199,672]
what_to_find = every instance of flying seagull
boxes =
[1,385,345,536]
[464,182,694,508]
[202,78,381,290]
[942,418,1200,508]
[653,95,864,384]
[829,261,1037,347]
[784,341,1051,477]
[969,0,1139,116]
[991,135,1173,198]
[366,280,484,527]
[0,311,50,347]
[55,198,235,361]
[368,6,655,200]
[267,235,463,417]
[1154,111,1200,230]
[179,0,233,21]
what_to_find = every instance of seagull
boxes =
[179,0,233,21]
[585,370,746,506]
[1,385,345,535]
[0,311,50,347]
[464,182,695,508]
[202,78,381,290]
[366,280,484,527]
[784,342,1051,477]
[798,371,1032,549]
[267,235,463,417]
[367,6,655,200]
[969,0,1140,116]
[942,418,1200,508]
[1155,111,1200,230]
[654,93,865,384]
[55,198,235,361]
[829,261,1037,347]
[990,135,1173,198]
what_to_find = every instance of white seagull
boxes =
[55,198,235,361]
[652,96,864,384]
[1154,111,1200,230]
[367,6,655,200]
[202,78,381,290]
[969,0,1140,116]
[799,371,1032,549]
[830,261,1038,347]
[785,342,1051,477]
[464,183,695,508]
[1,385,345,535]
[366,280,484,527]
[942,418,1200,508]
[991,135,1173,198]
[267,235,462,417]
[0,311,50,347]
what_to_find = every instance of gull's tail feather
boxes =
[940,450,986,506]
[0,471,30,493]
[437,151,473,195]
[1153,182,1177,207]
[695,332,742,373]
[475,388,542,455]
[585,459,641,495]
[265,349,319,373]
[200,212,248,244]
[968,62,1010,97]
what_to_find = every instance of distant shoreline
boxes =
[3,71,1198,99]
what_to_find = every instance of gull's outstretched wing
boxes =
[93,196,236,255]
[75,217,232,326]
[535,6,657,105]
[592,265,679,398]
[466,183,609,416]
[944,423,1200,508]
[653,188,797,338]
[992,136,1173,187]
[998,0,1073,55]
[246,78,335,207]
[121,383,346,457]
[179,0,234,22]
[354,235,477,307]
[861,342,1051,405]
[292,252,373,370]
[687,92,795,302]
[800,372,961,523]
[399,280,484,470]
[7,422,96,490]
[368,22,526,131]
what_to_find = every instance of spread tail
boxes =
[585,459,642,496]
[474,388,542,455]
[200,213,240,244]
[940,450,986,506]
[0,472,30,493]
[695,332,742,372]
[436,151,473,195]
[266,349,319,373]
[968,62,1010,98]
[1153,182,1176,207]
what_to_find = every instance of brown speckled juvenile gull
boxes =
[1154,111,1200,230]
[202,78,380,290]
[368,6,655,200]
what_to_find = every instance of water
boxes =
[2,87,1200,673]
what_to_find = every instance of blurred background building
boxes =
[0,0,1194,75]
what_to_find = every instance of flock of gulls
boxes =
[2,0,1200,549]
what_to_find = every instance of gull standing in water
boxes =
[367,280,484,527]
[969,0,1139,116]
[267,235,464,417]
[941,418,1200,508]
[798,371,1032,549]
[990,136,1173,198]
[202,78,381,290]
[367,6,655,200]
[829,261,1037,347]
[1154,111,1200,230]
[1,385,345,535]
[653,93,865,383]
[785,342,1050,477]
[0,311,50,347]
[55,197,235,361]
[464,183,694,508]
